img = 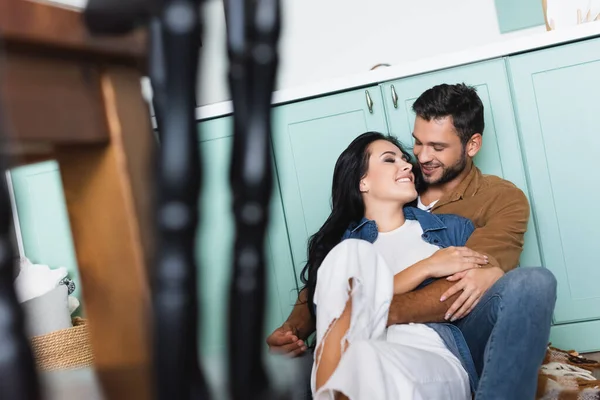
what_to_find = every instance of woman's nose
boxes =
[402,162,412,172]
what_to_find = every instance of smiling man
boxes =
[267,83,558,399]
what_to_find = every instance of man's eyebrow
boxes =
[412,134,447,147]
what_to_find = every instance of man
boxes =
[267,83,557,399]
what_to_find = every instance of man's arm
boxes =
[388,186,530,325]
[387,279,460,325]
[266,288,315,356]
[463,186,529,272]
[284,288,315,340]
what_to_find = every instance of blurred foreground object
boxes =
[0,0,154,398]
[223,0,282,399]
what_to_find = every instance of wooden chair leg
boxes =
[56,67,155,400]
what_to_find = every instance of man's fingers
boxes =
[269,340,303,355]
[267,331,297,347]
[288,344,308,357]
[444,290,470,320]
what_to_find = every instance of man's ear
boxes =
[466,133,482,157]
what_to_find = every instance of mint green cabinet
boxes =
[10,117,298,365]
[10,161,82,304]
[509,38,600,351]
[379,59,542,269]
[196,116,298,359]
[271,87,388,285]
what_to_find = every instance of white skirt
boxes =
[311,239,470,400]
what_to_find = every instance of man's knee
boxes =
[502,267,557,305]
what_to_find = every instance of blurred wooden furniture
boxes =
[0,0,153,398]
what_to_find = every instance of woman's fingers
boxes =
[465,298,481,317]
[446,270,469,282]
[441,280,467,312]
[458,247,488,260]
[464,256,488,266]
[450,291,479,321]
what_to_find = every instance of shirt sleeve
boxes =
[464,186,530,272]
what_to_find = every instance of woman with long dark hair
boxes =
[304,132,486,400]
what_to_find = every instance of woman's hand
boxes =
[422,246,488,278]
[440,266,504,322]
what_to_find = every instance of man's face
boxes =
[412,116,467,186]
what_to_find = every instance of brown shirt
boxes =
[430,166,530,272]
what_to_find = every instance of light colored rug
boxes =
[537,346,600,400]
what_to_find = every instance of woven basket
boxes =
[30,317,94,371]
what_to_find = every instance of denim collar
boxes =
[347,206,447,243]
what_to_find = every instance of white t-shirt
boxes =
[372,219,439,275]
[417,196,439,212]
[372,219,454,364]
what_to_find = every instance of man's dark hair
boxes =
[412,83,484,144]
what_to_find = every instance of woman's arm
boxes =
[393,246,488,294]
[393,260,432,294]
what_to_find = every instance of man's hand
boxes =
[266,322,307,357]
[440,266,504,322]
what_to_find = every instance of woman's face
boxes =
[360,140,417,205]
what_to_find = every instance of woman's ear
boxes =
[360,178,369,194]
[466,134,482,158]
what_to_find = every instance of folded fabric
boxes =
[14,257,68,303]
[68,296,80,315]
[21,285,72,337]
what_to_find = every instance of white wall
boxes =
[42,0,545,106]
[199,0,545,105]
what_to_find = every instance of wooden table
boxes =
[0,1,154,398]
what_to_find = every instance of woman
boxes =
[301,132,486,400]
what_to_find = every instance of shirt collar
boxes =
[433,164,481,210]
[350,206,446,235]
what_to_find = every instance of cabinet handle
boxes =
[365,90,374,113]
[391,84,398,109]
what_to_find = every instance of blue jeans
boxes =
[454,267,557,400]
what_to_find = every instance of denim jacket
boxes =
[342,206,479,392]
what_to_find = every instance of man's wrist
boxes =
[285,317,313,340]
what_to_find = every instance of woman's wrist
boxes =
[417,258,435,279]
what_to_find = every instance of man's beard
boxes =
[415,148,467,191]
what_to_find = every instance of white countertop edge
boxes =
[149,21,600,128]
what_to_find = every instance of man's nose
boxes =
[417,148,433,164]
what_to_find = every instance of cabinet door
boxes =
[380,59,541,269]
[509,38,600,333]
[10,118,298,374]
[10,161,81,304]
[271,87,388,285]
[196,116,298,363]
